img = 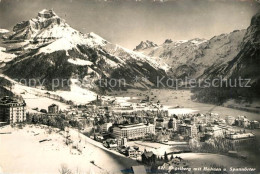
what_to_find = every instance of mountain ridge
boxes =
[1,9,167,92]
[134,30,245,79]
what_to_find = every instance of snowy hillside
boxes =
[0,47,16,68]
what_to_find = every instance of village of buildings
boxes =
[0,93,259,173]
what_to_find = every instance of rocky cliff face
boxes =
[1,10,167,91]
[7,10,68,43]
[200,12,260,85]
[191,12,260,104]
[227,12,260,83]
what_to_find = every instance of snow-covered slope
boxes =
[0,29,9,34]
[0,74,96,110]
[2,9,167,91]
[135,31,245,79]
[0,47,16,68]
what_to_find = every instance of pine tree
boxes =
[164,151,168,162]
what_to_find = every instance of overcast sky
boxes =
[0,0,259,49]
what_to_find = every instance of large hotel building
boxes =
[113,123,155,140]
[0,96,26,124]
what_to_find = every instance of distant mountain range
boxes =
[0,9,166,91]
[135,11,260,85]
[134,31,246,80]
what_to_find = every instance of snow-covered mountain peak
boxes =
[4,9,113,54]
[2,9,167,91]
[29,9,62,29]
[133,40,158,51]
[5,9,79,44]
[37,9,57,18]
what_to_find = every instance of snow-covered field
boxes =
[223,99,260,113]
[127,141,173,156]
[54,79,97,105]
[109,89,260,121]
[108,89,198,115]
[177,153,253,170]
[0,125,137,174]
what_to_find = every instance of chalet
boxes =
[103,138,118,150]
[141,150,156,165]
[48,104,59,114]
[250,121,260,129]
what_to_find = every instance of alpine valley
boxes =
[134,11,260,104]
[0,9,260,105]
[1,5,260,174]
